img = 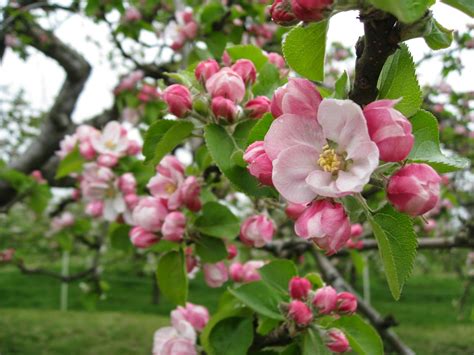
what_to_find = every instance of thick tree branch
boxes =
[349,11,400,106]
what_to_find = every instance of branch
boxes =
[349,11,400,106]
[312,250,415,355]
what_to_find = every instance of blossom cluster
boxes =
[243,77,442,255]
[152,302,209,355]
[270,0,334,25]
[287,277,356,353]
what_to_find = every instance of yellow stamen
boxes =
[318,144,343,173]
[105,140,116,149]
[165,183,177,194]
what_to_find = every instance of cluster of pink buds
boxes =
[286,277,355,352]
[152,302,209,355]
[122,6,142,23]
[270,0,334,25]
[113,70,144,95]
[240,214,275,248]
[162,8,198,51]
[229,260,265,283]
[129,156,201,248]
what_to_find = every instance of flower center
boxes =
[105,140,116,149]
[318,144,343,174]
[165,183,177,194]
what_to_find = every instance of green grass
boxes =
[0,263,473,354]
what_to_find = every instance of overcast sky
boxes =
[0,2,472,122]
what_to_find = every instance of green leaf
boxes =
[333,71,350,99]
[204,124,277,198]
[142,120,194,166]
[331,315,384,355]
[165,70,199,88]
[350,250,366,277]
[304,272,325,289]
[196,235,228,262]
[441,0,474,17]
[377,44,422,117]
[302,327,331,355]
[108,223,132,252]
[368,204,417,300]
[199,2,226,32]
[424,19,453,50]
[209,317,254,355]
[229,281,285,320]
[257,316,280,336]
[195,145,213,171]
[195,201,240,239]
[233,120,258,149]
[28,184,51,214]
[282,21,328,82]
[367,0,434,23]
[253,63,282,98]
[156,250,188,305]
[408,110,470,172]
[247,113,274,145]
[227,45,269,70]
[55,147,86,179]
[206,32,228,58]
[259,259,298,294]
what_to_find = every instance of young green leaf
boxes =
[206,32,228,58]
[196,235,228,262]
[233,120,258,149]
[156,250,188,305]
[208,317,254,355]
[333,71,350,99]
[108,223,132,252]
[247,113,274,145]
[377,44,422,117]
[408,110,470,172]
[253,62,282,98]
[195,201,240,239]
[331,315,384,355]
[282,21,328,82]
[368,204,417,300]
[302,327,331,355]
[55,147,86,179]
[441,0,474,17]
[424,19,453,50]
[142,120,194,166]
[367,0,434,23]
[259,259,298,294]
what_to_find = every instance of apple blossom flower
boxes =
[126,139,141,156]
[180,176,202,212]
[118,173,137,195]
[245,96,271,119]
[240,215,275,248]
[291,0,333,22]
[97,154,118,167]
[130,226,159,248]
[57,134,78,158]
[363,99,414,162]
[205,68,246,103]
[203,262,228,288]
[242,260,265,282]
[285,203,307,220]
[243,141,273,186]
[387,163,441,216]
[288,300,313,326]
[325,329,350,353]
[114,70,144,95]
[162,84,192,118]
[231,59,257,85]
[152,320,196,355]
[289,277,312,300]
[171,303,210,332]
[227,244,238,260]
[132,197,168,232]
[312,286,337,314]
[265,99,379,203]
[162,212,186,242]
[91,121,129,157]
[424,219,437,232]
[270,0,298,26]
[195,59,220,83]
[85,200,104,217]
[229,262,245,282]
[0,249,15,263]
[51,212,75,231]
[336,292,357,315]
[123,7,142,23]
[267,52,286,69]
[138,84,160,102]
[211,97,238,122]
[295,200,351,255]
[270,78,322,119]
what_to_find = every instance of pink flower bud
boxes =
[97,154,118,167]
[123,7,142,22]
[350,224,363,237]
[124,193,139,210]
[118,173,137,195]
[387,164,441,216]
[325,329,350,353]
[181,176,202,212]
[163,84,192,117]
[245,96,271,119]
[51,212,75,231]
[222,51,232,66]
[227,244,238,260]
[270,78,322,118]
[363,99,414,162]
[79,141,96,160]
[211,97,238,122]
[205,68,246,103]
[129,226,159,248]
[231,59,257,85]
[0,248,15,263]
[31,170,46,183]
[242,260,264,282]
[295,200,351,255]
[288,300,313,326]
[424,218,436,232]
[336,292,357,315]
[270,0,298,26]
[289,277,312,300]
[195,59,220,83]
[240,215,275,248]
[157,156,185,177]
[182,21,199,40]
[229,262,245,282]
[312,286,337,314]
[161,337,197,355]
[267,52,286,69]
[162,211,186,242]
[127,140,141,156]
[72,188,81,200]
[138,84,160,102]
[203,262,229,288]
[171,303,210,332]
[132,197,168,232]
[85,200,104,217]
[243,141,273,186]
[285,203,307,220]
[291,0,333,22]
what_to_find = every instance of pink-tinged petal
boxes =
[272,145,319,204]
[264,114,323,161]
[335,171,365,193]
[305,170,344,198]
